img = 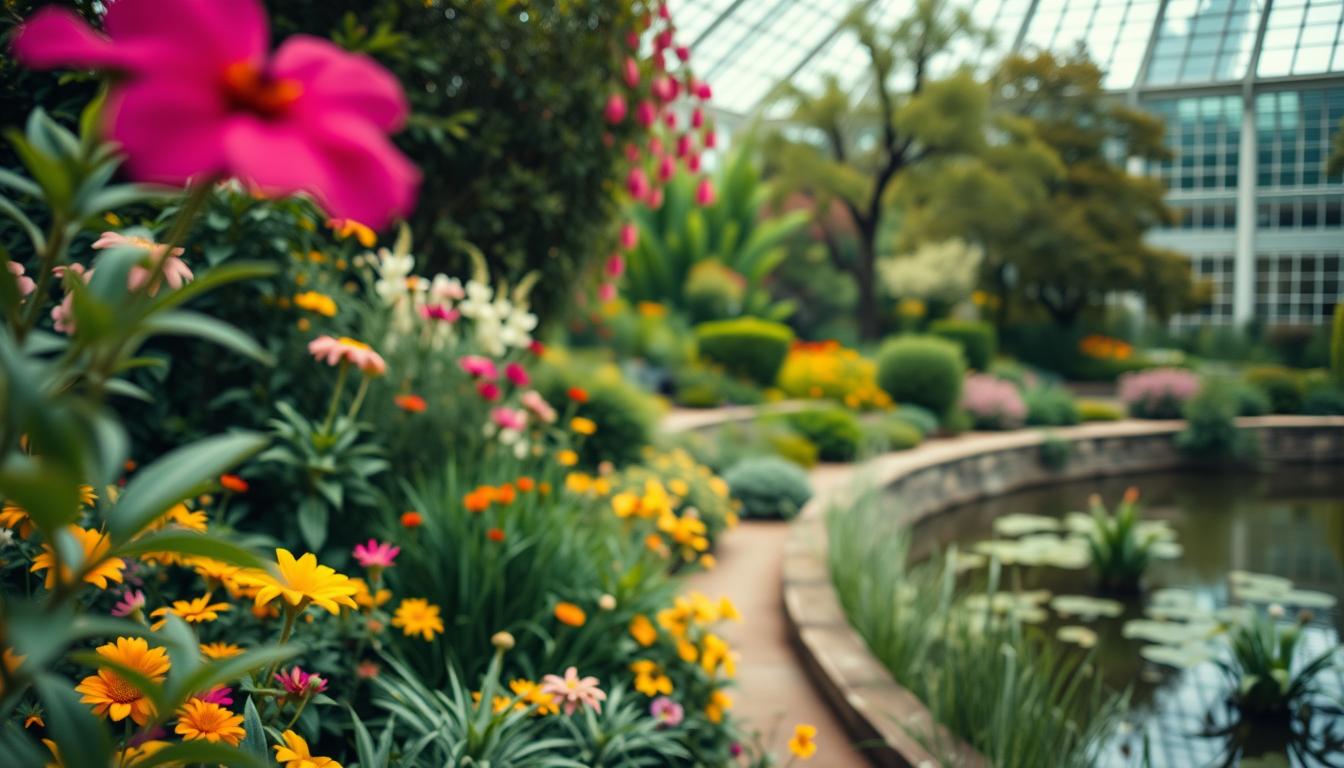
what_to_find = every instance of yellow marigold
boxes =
[149,595,231,630]
[30,525,125,590]
[199,642,243,660]
[75,637,170,726]
[351,577,392,610]
[705,689,732,724]
[391,598,444,641]
[175,698,245,745]
[554,601,587,627]
[274,729,341,768]
[565,472,593,494]
[570,417,597,436]
[557,449,579,467]
[234,549,358,614]
[294,291,338,317]
[788,723,818,759]
[630,660,673,697]
[509,679,559,716]
[629,614,657,647]
[667,478,689,497]
[188,557,241,588]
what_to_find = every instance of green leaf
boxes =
[149,262,278,313]
[0,193,45,252]
[7,125,71,210]
[33,673,113,768]
[0,167,41,199]
[296,498,329,552]
[104,377,154,402]
[79,183,174,218]
[111,530,266,570]
[141,310,274,365]
[240,697,269,760]
[109,432,268,540]
[169,645,297,709]
[0,453,82,531]
[132,741,269,768]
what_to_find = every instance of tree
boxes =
[902,49,1203,328]
[763,0,989,339]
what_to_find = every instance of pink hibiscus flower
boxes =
[13,0,418,228]
[504,362,530,387]
[539,667,607,715]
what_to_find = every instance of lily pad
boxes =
[1279,589,1338,609]
[1229,571,1293,593]
[1057,625,1099,648]
[1140,642,1218,668]
[993,513,1060,537]
[1123,618,1221,645]
[1050,595,1124,620]
[1149,540,1183,559]
[1063,512,1094,534]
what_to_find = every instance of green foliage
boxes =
[1243,365,1305,414]
[683,261,746,324]
[786,408,863,462]
[1024,385,1080,426]
[1231,380,1272,416]
[723,456,813,520]
[768,431,820,468]
[928,319,996,370]
[1302,386,1344,415]
[538,362,658,468]
[865,418,924,453]
[1333,303,1344,384]
[1218,609,1339,717]
[694,317,794,386]
[1039,434,1071,470]
[828,496,1124,767]
[876,335,967,417]
[1081,490,1177,594]
[672,364,763,409]
[1076,399,1124,422]
[1177,377,1255,460]
[625,146,806,322]
[890,403,941,437]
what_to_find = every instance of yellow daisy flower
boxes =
[30,525,125,590]
[199,642,244,660]
[75,637,170,726]
[391,598,444,641]
[274,729,341,768]
[235,549,358,614]
[149,595,231,630]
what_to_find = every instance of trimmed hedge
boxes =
[876,335,967,418]
[724,456,813,519]
[694,317,794,386]
[1024,386,1080,427]
[890,403,940,437]
[929,319,997,371]
[786,408,863,462]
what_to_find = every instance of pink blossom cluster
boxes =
[1118,367,1200,418]
[961,374,1027,430]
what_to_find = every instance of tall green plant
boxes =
[1331,302,1344,384]
[624,146,807,321]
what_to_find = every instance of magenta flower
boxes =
[13,0,418,228]
[197,686,234,707]
[695,178,716,206]
[521,390,556,424]
[604,94,627,125]
[7,262,35,296]
[459,355,498,380]
[627,167,651,199]
[352,539,400,569]
[599,282,617,302]
[477,381,501,402]
[504,362,530,387]
[657,155,675,183]
[635,101,657,129]
[675,134,692,159]
[623,57,640,88]
[111,589,146,617]
[490,407,527,432]
[275,667,327,698]
[691,107,704,129]
[605,254,626,279]
[539,667,607,715]
[650,696,684,728]
[619,223,638,251]
[687,153,702,173]
[93,232,193,296]
[420,304,460,323]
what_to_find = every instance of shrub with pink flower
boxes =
[960,374,1027,430]
[1118,367,1200,419]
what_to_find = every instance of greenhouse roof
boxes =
[672,0,1344,116]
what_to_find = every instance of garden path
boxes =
[683,513,869,766]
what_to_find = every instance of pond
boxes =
[911,465,1344,767]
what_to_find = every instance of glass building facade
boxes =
[674,0,1344,326]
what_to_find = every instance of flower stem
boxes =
[321,362,351,435]
[262,604,301,685]
[346,375,370,421]
[135,181,213,299]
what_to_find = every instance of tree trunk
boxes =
[855,229,879,340]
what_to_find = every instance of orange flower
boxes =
[31,526,125,589]
[487,527,506,542]
[516,476,535,492]
[400,511,423,528]
[394,394,427,413]
[567,387,589,403]
[554,602,587,627]
[493,484,516,506]
[75,637,170,725]
[463,488,493,513]
[219,474,248,493]
[629,615,657,646]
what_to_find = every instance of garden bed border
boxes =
[782,415,1344,767]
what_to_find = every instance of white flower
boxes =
[458,280,494,318]
[0,528,13,548]
[499,308,539,350]
[430,274,464,303]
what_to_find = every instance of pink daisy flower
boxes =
[650,696,684,728]
[539,667,607,715]
[93,232,194,296]
[308,335,387,376]
[275,667,327,698]
[459,355,498,380]
[111,589,146,617]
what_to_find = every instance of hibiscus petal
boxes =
[103,0,268,73]
[105,78,231,185]
[272,36,409,132]
[12,7,130,70]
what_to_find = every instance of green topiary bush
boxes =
[929,319,997,371]
[1243,365,1305,414]
[890,403,940,437]
[786,408,864,462]
[1024,386,1080,426]
[723,456,814,520]
[1077,399,1124,422]
[876,335,967,418]
[1231,381,1271,416]
[684,261,747,324]
[694,317,795,386]
[864,418,924,453]
[768,432,820,468]
[1177,377,1255,459]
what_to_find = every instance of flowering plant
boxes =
[1118,367,1200,419]
[960,374,1028,430]
[777,340,892,410]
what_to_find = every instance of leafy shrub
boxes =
[538,362,658,468]
[769,432,820,468]
[890,403,940,437]
[1231,380,1271,416]
[989,358,1041,391]
[1039,434,1071,470]
[724,456,813,519]
[1025,386,1080,426]
[684,261,746,323]
[929,319,997,370]
[694,317,794,386]
[672,364,762,409]
[942,407,973,435]
[876,335,967,418]
[786,408,863,462]
[1303,386,1344,415]
[1243,365,1304,414]
[777,340,891,410]
[960,374,1027,430]
[864,418,924,453]
[1076,399,1124,422]
[1177,377,1255,459]
[1080,488,1179,594]
[1118,367,1200,419]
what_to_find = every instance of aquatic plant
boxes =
[1076,488,1180,595]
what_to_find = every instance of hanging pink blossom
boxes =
[520,390,557,423]
[635,101,657,128]
[696,82,713,101]
[477,381,501,402]
[687,153,702,173]
[704,129,718,149]
[624,143,641,163]
[625,32,640,50]
[675,134,692,159]
[619,222,639,251]
[627,167,651,199]
[648,136,664,156]
[605,254,626,279]
[604,94,627,125]
[657,155,675,182]
[652,76,677,103]
[663,112,677,129]
[6,262,35,296]
[647,186,665,209]
[691,107,704,129]
[13,0,418,228]
[676,46,690,62]
[504,362,530,387]
[658,3,671,20]
[459,355,498,380]
[623,57,641,88]
[695,178,716,206]
[598,282,617,302]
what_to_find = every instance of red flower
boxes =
[487,528,506,543]
[219,474,249,493]
[567,387,590,404]
[394,394,427,413]
[400,510,423,528]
